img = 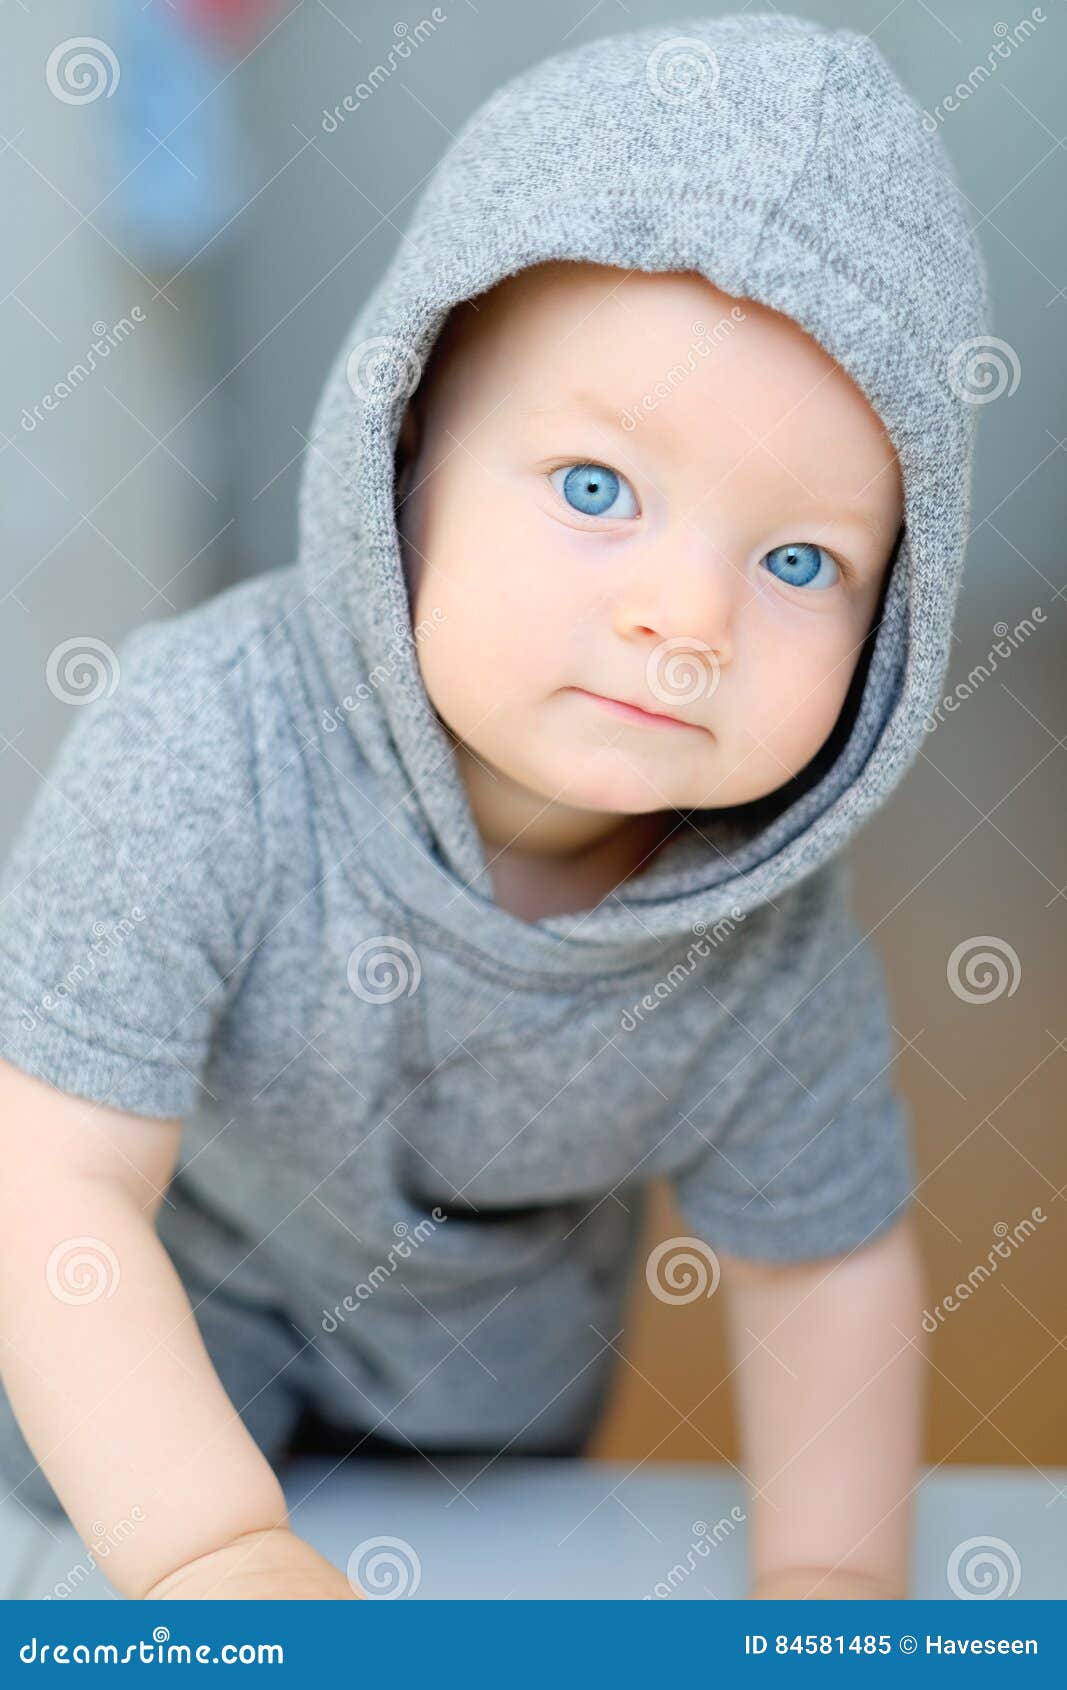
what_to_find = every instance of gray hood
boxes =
[297,9,988,974]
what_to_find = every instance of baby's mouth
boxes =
[568,686,702,732]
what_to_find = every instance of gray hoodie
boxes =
[0,12,987,1483]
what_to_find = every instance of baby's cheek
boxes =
[756,627,858,764]
[416,581,536,730]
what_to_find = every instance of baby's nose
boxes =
[613,540,736,674]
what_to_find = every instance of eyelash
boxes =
[545,460,854,586]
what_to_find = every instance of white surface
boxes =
[2,1460,1065,1600]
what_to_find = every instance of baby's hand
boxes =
[747,1566,901,1600]
[143,1527,361,1600]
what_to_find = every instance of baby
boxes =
[0,13,987,1600]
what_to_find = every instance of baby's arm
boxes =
[718,1211,924,1600]
[0,1057,356,1600]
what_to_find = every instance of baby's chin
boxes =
[511,739,810,817]
[502,743,709,817]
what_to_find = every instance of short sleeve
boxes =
[671,866,919,1264]
[0,618,265,1119]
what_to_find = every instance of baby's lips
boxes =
[571,685,705,731]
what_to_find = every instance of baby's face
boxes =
[397,261,903,827]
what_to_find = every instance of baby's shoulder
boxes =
[20,566,315,903]
[116,563,304,724]
[102,564,322,813]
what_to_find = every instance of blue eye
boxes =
[762,542,839,591]
[551,462,639,519]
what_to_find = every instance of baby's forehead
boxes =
[429,262,845,413]
[426,261,887,451]
[447,260,742,360]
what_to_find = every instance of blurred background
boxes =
[2,0,1065,1477]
